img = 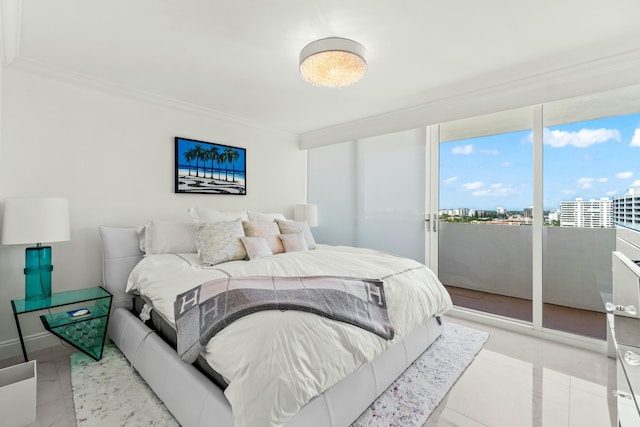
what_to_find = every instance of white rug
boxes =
[71,321,488,427]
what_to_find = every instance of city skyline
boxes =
[440,113,640,211]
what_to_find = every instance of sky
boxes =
[440,113,640,211]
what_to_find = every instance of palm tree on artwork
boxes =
[192,144,206,178]
[219,149,229,181]
[227,149,240,182]
[207,146,219,180]
[183,149,195,176]
[222,147,237,182]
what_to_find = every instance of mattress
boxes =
[132,295,228,389]
[126,244,452,427]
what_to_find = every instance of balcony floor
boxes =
[444,285,606,340]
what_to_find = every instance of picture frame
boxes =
[175,137,246,195]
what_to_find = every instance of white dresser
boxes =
[609,226,640,426]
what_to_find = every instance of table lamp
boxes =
[294,204,319,227]
[2,197,70,300]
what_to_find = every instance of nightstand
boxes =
[11,287,112,361]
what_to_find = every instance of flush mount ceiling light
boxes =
[299,37,367,88]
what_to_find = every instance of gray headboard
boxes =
[98,226,143,310]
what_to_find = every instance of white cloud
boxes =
[577,177,594,189]
[471,187,515,197]
[462,181,484,190]
[616,171,634,179]
[543,128,621,148]
[501,162,512,167]
[490,183,502,189]
[443,177,458,184]
[630,128,640,147]
[632,180,640,187]
[606,190,618,196]
[480,149,499,155]
[561,189,576,195]
[597,177,608,183]
[451,144,473,155]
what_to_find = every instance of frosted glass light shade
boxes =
[299,38,367,88]
[2,197,70,245]
[294,204,318,228]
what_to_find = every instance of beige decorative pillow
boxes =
[240,236,273,260]
[275,219,317,249]
[278,232,309,253]
[194,220,246,265]
[242,221,285,254]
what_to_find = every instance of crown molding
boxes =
[7,56,297,138]
[300,46,640,149]
[0,0,21,66]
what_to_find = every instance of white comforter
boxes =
[126,245,452,427]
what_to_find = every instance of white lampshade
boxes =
[2,197,70,245]
[294,204,318,228]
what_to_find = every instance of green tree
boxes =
[207,146,219,180]
[227,149,240,182]
[192,144,206,178]
[183,150,195,176]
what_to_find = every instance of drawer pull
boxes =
[624,351,640,366]
[605,302,637,316]
[613,390,633,399]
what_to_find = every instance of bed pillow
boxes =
[139,220,197,254]
[275,219,317,249]
[188,206,249,223]
[240,236,273,260]
[242,220,285,254]
[194,220,246,265]
[278,232,309,253]
[247,211,287,222]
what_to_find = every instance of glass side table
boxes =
[11,287,112,361]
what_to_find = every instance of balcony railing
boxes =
[438,222,615,313]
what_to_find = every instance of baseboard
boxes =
[0,332,61,361]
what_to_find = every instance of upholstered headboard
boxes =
[98,226,143,310]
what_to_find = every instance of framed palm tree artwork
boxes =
[175,137,246,195]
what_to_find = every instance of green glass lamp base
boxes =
[24,245,54,300]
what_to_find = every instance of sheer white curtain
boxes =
[308,128,426,262]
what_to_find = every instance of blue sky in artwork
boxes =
[440,113,640,211]
[177,138,245,172]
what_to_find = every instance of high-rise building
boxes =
[560,197,613,228]
[613,187,640,231]
[523,206,533,219]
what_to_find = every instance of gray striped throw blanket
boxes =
[174,275,394,363]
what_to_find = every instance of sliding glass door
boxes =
[308,83,640,343]
[437,109,534,322]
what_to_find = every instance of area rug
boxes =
[71,321,488,427]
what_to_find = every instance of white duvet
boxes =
[126,244,452,427]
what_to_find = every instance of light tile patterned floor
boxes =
[0,315,614,427]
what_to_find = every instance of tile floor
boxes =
[0,316,615,427]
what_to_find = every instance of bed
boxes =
[99,218,452,427]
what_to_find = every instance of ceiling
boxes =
[4,0,640,136]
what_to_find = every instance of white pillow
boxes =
[278,232,309,253]
[275,219,317,249]
[140,220,197,254]
[188,206,248,223]
[240,236,273,260]
[247,211,287,222]
[194,220,246,266]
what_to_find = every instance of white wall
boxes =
[0,68,306,357]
